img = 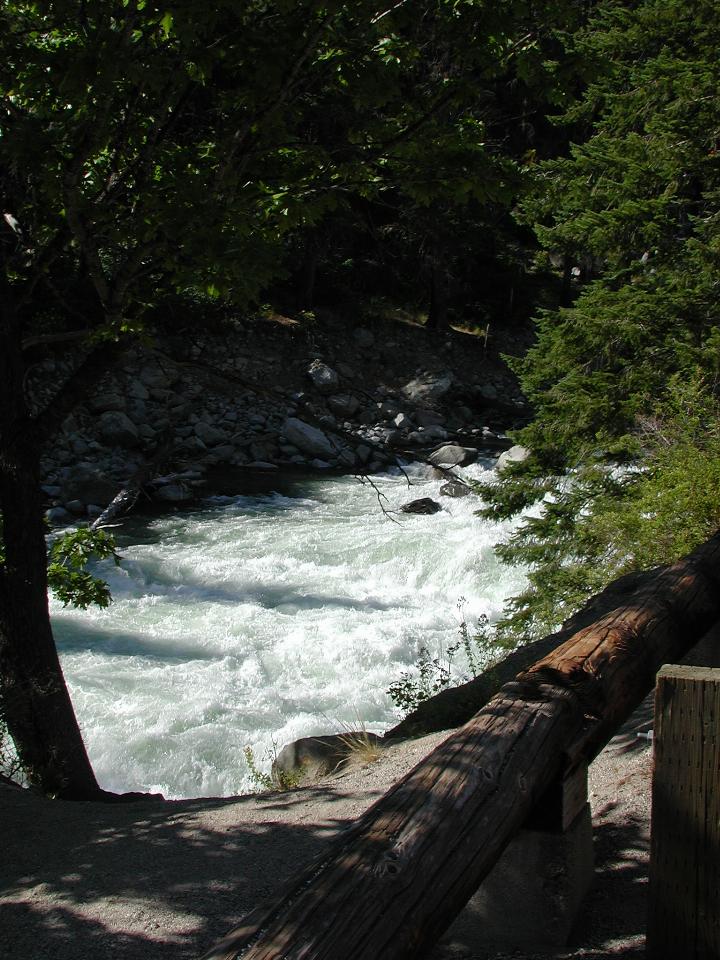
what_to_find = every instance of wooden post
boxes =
[648,665,720,960]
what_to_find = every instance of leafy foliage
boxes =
[387,611,512,715]
[46,528,120,609]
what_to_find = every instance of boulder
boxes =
[393,412,414,430]
[88,393,125,413]
[419,424,449,443]
[327,393,360,417]
[98,411,139,448]
[153,482,192,503]
[356,444,372,463]
[400,497,442,515]
[496,444,530,472]
[428,444,478,468]
[440,479,472,498]
[60,466,118,505]
[139,364,172,389]
[402,372,453,404]
[46,506,72,523]
[281,417,336,458]
[272,732,383,784]
[414,409,446,427]
[307,359,339,395]
[194,422,226,446]
[128,380,150,400]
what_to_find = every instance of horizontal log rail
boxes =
[200,531,720,960]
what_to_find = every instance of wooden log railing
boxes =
[200,531,720,960]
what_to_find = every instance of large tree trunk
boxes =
[0,292,101,799]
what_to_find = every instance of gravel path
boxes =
[3,629,717,960]
[0,723,652,960]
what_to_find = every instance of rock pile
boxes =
[32,326,522,523]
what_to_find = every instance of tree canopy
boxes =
[1,0,576,796]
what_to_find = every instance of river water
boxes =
[51,461,526,798]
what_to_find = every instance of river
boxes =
[51,461,526,798]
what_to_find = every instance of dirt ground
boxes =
[0,717,652,960]
[2,628,717,960]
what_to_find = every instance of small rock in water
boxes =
[439,480,472,498]
[400,497,442,515]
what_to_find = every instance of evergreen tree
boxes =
[481,0,720,639]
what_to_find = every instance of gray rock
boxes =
[60,466,118,505]
[420,425,449,443]
[356,408,378,425]
[402,372,453,403]
[496,445,530,472]
[86,504,104,519]
[207,444,235,462]
[428,444,478,468]
[194,422,226,446]
[153,482,192,503]
[336,449,357,467]
[356,444,372,464]
[376,401,398,419]
[179,436,208,455]
[246,461,279,470]
[46,506,72,523]
[309,458,332,469]
[41,485,62,497]
[250,441,279,462]
[400,497,442,515]
[272,733,382,784]
[98,411,139,448]
[281,417,336,458]
[89,393,125,413]
[440,479,472,498]
[128,380,150,400]
[353,328,375,349]
[307,359,340,395]
[327,394,360,418]
[336,362,356,379]
[384,429,405,447]
[393,412,414,430]
[139,364,172,389]
[479,382,498,401]
[414,409,446,427]
[64,500,85,515]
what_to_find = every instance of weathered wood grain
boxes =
[647,665,720,960]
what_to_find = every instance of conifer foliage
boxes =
[481,0,720,639]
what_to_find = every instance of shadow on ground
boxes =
[0,782,360,960]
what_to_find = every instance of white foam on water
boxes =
[51,463,525,798]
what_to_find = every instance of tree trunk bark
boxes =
[0,291,101,799]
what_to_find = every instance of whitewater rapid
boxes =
[51,461,526,798]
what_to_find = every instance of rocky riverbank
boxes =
[31,311,529,523]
